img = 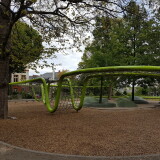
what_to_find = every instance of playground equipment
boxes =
[9,66,160,113]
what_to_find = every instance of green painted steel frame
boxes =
[9,66,160,113]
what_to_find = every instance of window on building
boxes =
[14,75,18,82]
[21,75,26,81]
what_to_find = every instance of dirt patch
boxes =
[0,101,160,157]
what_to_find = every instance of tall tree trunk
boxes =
[0,59,9,119]
[99,76,103,103]
[131,80,135,101]
[0,0,12,119]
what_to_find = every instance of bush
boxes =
[21,92,33,99]
[135,87,148,96]
[123,90,127,95]
[115,91,122,96]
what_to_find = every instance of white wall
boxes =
[11,67,29,82]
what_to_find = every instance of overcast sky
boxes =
[29,47,84,75]
[29,28,92,76]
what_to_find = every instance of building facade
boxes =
[11,68,29,83]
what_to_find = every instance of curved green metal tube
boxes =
[63,71,160,112]
[9,66,160,113]
[41,84,46,104]
[83,72,160,79]
[9,78,52,112]
[61,66,160,78]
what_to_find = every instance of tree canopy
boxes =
[79,1,160,69]
[0,0,159,57]
[9,21,44,74]
[78,0,160,98]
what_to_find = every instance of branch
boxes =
[27,2,71,15]
[57,10,86,24]
[80,1,125,15]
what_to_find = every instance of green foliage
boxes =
[115,91,123,96]
[78,17,125,69]
[135,87,143,96]
[78,0,160,88]
[21,92,33,99]
[123,90,127,95]
[123,1,160,67]
[9,21,44,73]
[135,87,148,96]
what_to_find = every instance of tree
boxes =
[79,17,127,100]
[123,1,160,100]
[0,0,158,118]
[78,17,126,69]
[57,69,69,79]
[78,1,160,100]
[9,21,44,77]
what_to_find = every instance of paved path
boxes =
[1,141,160,160]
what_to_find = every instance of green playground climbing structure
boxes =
[9,66,160,113]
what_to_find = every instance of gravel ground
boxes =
[0,100,160,157]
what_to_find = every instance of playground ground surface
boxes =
[1,100,160,158]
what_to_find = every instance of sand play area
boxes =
[0,100,160,157]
